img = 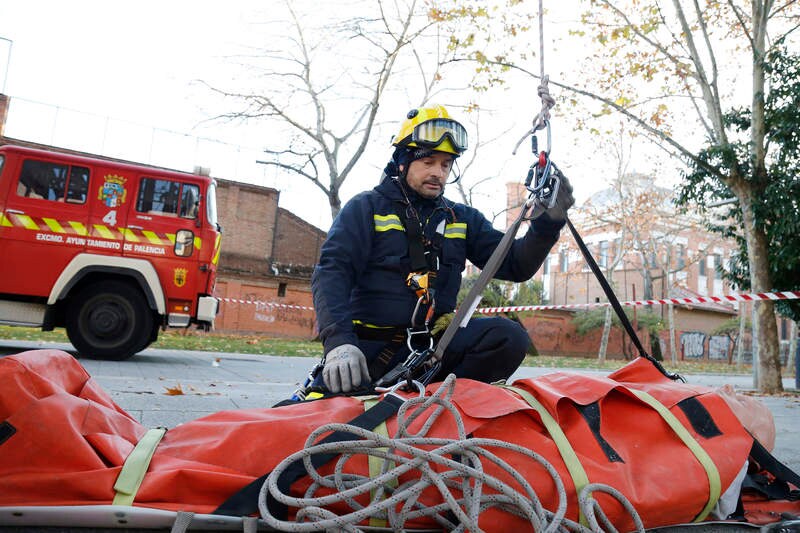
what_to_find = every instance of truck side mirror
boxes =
[174,229,194,257]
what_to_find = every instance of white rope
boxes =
[532,0,554,133]
[257,375,645,532]
[512,0,555,154]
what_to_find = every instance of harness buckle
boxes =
[406,272,430,300]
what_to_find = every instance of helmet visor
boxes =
[411,118,468,153]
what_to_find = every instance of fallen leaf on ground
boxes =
[164,384,184,396]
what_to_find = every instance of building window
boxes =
[543,255,550,275]
[598,240,609,268]
[17,159,89,203]
[677,244,686,268]
[714,254,722,279]
[559,249,569,272]
[699,254,706,276]
[277,282,287,297]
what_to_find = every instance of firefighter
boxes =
[311,104,574,393]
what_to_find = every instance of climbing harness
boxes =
[373,198,447,389]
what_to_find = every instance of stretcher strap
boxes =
[629,389,721,521]
[112,427,167,506]
[502,385,590,526]
[214,393,406,517]
[364,399,397,528]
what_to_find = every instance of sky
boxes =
[0,0,674,230]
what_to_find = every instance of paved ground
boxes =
[1,339,798,473]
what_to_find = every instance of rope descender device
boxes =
[523,120,561,213]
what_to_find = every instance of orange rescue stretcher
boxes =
[0,349,798,531]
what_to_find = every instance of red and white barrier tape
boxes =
[216,290,800,315]
[215,297,314,311]
[475,290,800,314]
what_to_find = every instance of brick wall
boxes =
[211,181,325,338]
[215,179,279,270]
[214,278,317,338]
[273,207,325,268]
[518,306,739,361]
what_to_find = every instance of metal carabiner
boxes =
[375,377,426,398]
[531,119,552,157]
[525,121,561,210]
[406,328,434,353]
[525,120,552,192]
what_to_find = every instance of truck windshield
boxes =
[206,181,219,229]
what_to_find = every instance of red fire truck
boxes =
[0,144,221,360]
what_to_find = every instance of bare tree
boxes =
[449,106,517,220]
[205,0,443,218]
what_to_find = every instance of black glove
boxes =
[532,165,575,223]
[322,343,370,393]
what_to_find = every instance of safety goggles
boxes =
[411,118,468,153]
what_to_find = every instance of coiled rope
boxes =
[258,375,645,532]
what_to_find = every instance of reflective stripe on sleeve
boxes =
[373,214,404,232]
[444,222,466,239]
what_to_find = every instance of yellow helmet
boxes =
[392,104,468,156]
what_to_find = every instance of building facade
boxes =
[505,176,776,362]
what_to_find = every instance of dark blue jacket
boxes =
[311,178,563,354]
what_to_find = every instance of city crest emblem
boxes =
[173,268,188,288]
[98,174,128,208]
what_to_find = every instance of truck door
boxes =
[86,166,134,254]
[0,152,91,297]
[125,175,203,325]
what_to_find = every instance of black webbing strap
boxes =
[366,329,408,379]
[212,393,406,518]
[433,196,533,360]
[747,437,800,498]
[565,218,683,381]
[396,204,429,272]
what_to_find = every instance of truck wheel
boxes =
[133,320,161,354]
[66,280,154,361]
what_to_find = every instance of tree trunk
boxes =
[329,188,342,219]
[598,306,612,364]
[668,303,677,364]
[738,187,783,392]
[737,306,746,367]
[747,0,782,393]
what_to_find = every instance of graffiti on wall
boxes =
[708,335,730,361]
[681,331,706,359]
[246,293,315,330]
[254,300,277,323]
[273,305,315,330]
